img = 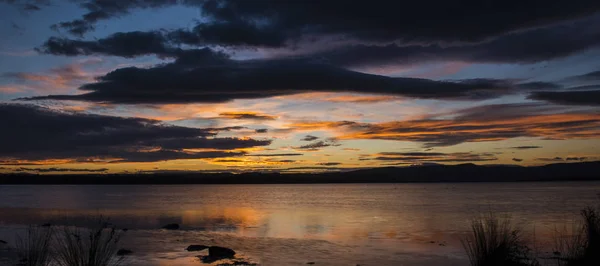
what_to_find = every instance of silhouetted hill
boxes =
[0,162,599,184]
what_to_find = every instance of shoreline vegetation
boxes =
[0,162,599,185]
[461,201,600,266]
[1,200,599,265]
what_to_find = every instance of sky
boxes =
[0,0,600,174]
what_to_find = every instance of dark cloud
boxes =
[317,162,341,166]
[51,0,179,36]
[14,167,108,173]
[53,0,600,44]
[37,32,234,60]
[275,160,296,163]
[245,153,303,157]
[510,146,542,150]
[529,90,600,106]
[568,70,600,81]
[20,58,531,104]
[536,157,564,162]
[255,128,268,133]
[218,112,277,120]
[212,159,244,163]
[0,104,271,164]
[301,135,319,141]
[372,151,497,162]
[294,140,341,151]
[512,158,523,162]
[307,14,600,67]
[1,0,50,12]
[566,157,587,161]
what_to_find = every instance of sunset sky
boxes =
[1,0,600,174]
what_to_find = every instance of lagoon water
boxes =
[0,182,599,265]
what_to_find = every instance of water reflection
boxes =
[0,183,599,265]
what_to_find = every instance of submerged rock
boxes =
[186,245,208,251]
[209,246,236,258]
[117,249,133,256]
[161,223,179,230]
[198,246,237,263]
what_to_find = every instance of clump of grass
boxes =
[53,217,124,266]
[462,213,538,266]
[16,225,54,266]
[555,207,600,266]
[553,222,586,266]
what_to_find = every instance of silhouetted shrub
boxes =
[53,217,124,266]
[462,213,538,266]
[16,225,53,266]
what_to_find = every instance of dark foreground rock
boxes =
[186,245,208,251]
[161,223,179,230]
[198,246,237,263]
[117,249,133,256]
[0,240,6,244]
[209,246,235,258]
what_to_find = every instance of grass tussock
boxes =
[16,226,54,266]
[462,213,538,266]
[554,206,600,266]
[11,217,126,266]
[53,217,124,266]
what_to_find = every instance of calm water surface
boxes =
[0,182,599,265]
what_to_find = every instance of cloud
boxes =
[529,90,600,106]
[38,11,600,70]
[568,70,600,81]
[370,151,497,163]
[255,128,268,133]
[536,157,564,162]
[13,167,108,173]
[245,153,303,157]
[218,112,277,120]
[0,104,271,164]
[20,57,534,104]
[288,103,600,147]
[301,135,319,141]
[294,139,341,151]
[52,0,600,45]
[51,0,178,36]
[317,162,341,166]
[306,14,600,67]
[1,59,102,94]
[510,146,542,150]
[1,0,50,12]
[512,158,523,162]
[566,157,588,161]
[319,94,399,103]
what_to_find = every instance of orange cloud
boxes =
[219,111,278,120]
[288,113,600,147]
[0,86,24,94]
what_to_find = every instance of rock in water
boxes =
[162,223,179,230]
[208,246,236,258]
[117,249,133,256]
[186,245,208,251]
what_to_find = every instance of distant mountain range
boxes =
[1,161,599,184]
